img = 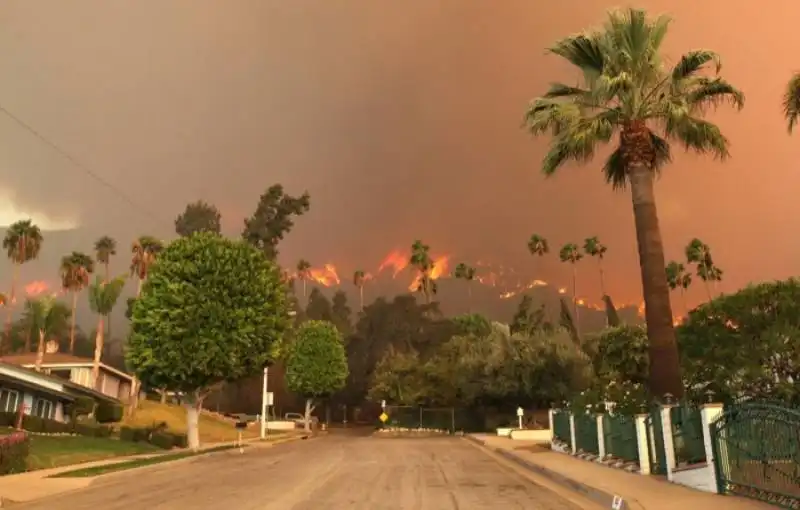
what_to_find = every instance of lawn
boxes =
[25,434,160,471]
[123,401,260,442]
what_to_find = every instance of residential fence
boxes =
[548,399,799,508]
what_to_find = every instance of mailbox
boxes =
[235,421,248,430]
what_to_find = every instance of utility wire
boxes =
[0,103,171,231]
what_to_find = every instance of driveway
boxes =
[16,433,584,509]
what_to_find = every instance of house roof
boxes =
[0,353,134,382]
[0,362,75,401]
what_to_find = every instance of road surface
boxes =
[17,432,584,509]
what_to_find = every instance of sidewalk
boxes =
[467,434,774,510]
[0,432,306,504]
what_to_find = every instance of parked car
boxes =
[285,412,319,428]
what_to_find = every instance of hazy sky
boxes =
[0,1,798,309]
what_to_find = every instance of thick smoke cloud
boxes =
[0,0,797,308]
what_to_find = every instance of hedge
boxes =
[118,425,187,449]
[0,432,28,475]
[95,402,123,423]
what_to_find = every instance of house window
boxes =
[0,389,20,413]
[33,398,54,420]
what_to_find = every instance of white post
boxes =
[660,404,677,481]
[548,408,555,431]
[569,413,577,454]
[260,366,269,439]
[700,403,724,494]
[517,407,524,429]
[596,414,606,459]
[634,414,651,475]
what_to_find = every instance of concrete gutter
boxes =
[465,435,641,510]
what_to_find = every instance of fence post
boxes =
[596,413,606,459]
[569,412,577,455]
[700,402,724,494]
[660,402,677,481]
[634,413,651,475]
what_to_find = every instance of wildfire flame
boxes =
[308,264,340,287]
[378,250,408,278]
[25,281,50,297]
[408,256,450,292]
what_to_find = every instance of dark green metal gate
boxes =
[645,407,667,475]
[711,402,800,508]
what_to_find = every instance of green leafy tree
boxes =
[241,184,310,260]
[285,320,348,431]
[331,290,352,337]
[175,200,222,237]
[3,220,43,349]
[305,287,333,322]
[25,296,71,371]
[523,8,744,399]
[559,243,583,332]
[410,240,436,304]
[59,251,95,354]
[510,294,553,336]
[678,279,800,405]
[127,233,288,449]
[296,259,312,301]
[602,295,621,327]
[559,296,581,346]
[87,276,126,387]
[453,262,477,310]
[583,237,608,297]
[685,238,722,301]
[665,261,692,317]
[353,270,367,312]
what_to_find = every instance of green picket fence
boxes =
[670,404,707,465]
[603,414,639,462]
[574,412,599,454]
[553,411,571,446]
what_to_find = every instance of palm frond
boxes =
[524,99,583,136]
[663,113,729,159]
[671,50,722,81]
[686,77,744,113]
[541,109,619,175]
[548,33,605,81]
[783,72,800,133]
[602,131,671,190]
[543,83,590,99]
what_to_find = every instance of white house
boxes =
[0,353,135,403]
[0,361,74,422]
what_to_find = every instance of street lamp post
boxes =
[261,309,296,439]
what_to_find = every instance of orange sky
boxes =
[0,1,798,311]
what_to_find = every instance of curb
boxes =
[464,435,643,510]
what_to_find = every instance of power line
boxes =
[0,102,171,230]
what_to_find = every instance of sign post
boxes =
[611,495,624,509]
[517,406,524,429]
[235,421,247,453]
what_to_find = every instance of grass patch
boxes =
[124,401,258,442]
[50,444,237,478]
[26,435,160,471]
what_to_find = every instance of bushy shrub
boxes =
[119,426,150,442]
[95,402,123,424]
[149,432,174,449]
[0,432,28,475]
[74,423,112,438]
[69,396,96,419]
[170,432,188,448]
[21,415,44,433]
[0,412,16,427]
[41,418,71,434]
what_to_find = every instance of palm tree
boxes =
[25,297,71,371]
[87,276,126,388]
[665,261,692,317]
[130,236,163,297]
[559,243,583,333]
[296,260,312,301]
[94,236,116,282]
[783,73,800,132]
[685,238,722,301]
[583,237,608,298]
[353,270,367,312]
[2,220,43,349]
[527,234,549,260]
[410,240,436,304]
[59,252,95,354]
[454,263,477,311]
[523,8,744,399]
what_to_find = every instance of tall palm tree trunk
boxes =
[679,288,688,319]
[69,291,78,354]
[703,281,712,302]
[92,316,104,389]
[35,331,45,372]
[629,164,682,400]
[359,285,364,312]
[5,264,17,353]
[598,259,607,297]
[571,265,580,335]
[24,327,31,353]
[104,261,111,341]
[467,283,472,313]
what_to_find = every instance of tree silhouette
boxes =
[296,259,312,301]
[410,240,436,304]
[665,261,692,317]
[454,263,477,311]
[685,239,722,301]
[559,243,583,334]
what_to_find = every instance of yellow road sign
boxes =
[379,412,389,423]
